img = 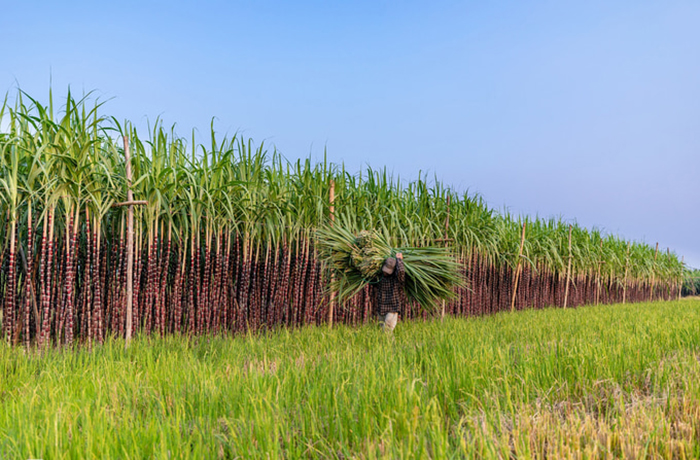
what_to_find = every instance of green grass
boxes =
[2,300,700,459]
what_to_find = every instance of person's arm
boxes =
[395,253,405,284]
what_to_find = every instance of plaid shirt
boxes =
[376,259,405,315]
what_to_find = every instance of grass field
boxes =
[2,299,700,459]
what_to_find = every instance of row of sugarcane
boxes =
[0,223,681,348]
[0,224,681,348]
[0,89,687,347]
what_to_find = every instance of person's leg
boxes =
[383,312,398,332]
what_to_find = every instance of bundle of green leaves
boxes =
[316,225,465,313]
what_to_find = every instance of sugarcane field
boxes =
[0,90,688,345]
[0,89,698,459]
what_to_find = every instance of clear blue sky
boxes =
[2,1,698,267]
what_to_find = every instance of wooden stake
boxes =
[441,195,451,319]
[113,200,148,208]
[595,240,603,306]
[125,136,135,346]
[622,242,630,304]
[443,195,451,240]
[563,225,572,308]
[650,242,659,301]
[329,180,335,224]
[510,222,527,312]
[120,136,148,347]
[328,180,336,328]
[679,256,684,301]
[667,248,671,300]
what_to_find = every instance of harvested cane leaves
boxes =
[316,225,465,313]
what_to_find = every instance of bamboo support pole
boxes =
[441,195,452,319]
[595,240,603,306]
[622,242,630,304]
[679,256,684,301]
[113,200,148,208]
[328,180,336,328]
[563,225,572,308]
[667,248,671,300]
[120,136,148,347]
[443,195,451,239]
[122,137,150,345]
[650,242,659,301]
[124,136,134,346]
[510,222,526,312]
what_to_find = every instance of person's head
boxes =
[382,257,397,276]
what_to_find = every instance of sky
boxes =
[1,0,698,267]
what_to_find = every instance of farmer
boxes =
[376,252,405,332]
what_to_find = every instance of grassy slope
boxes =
[2,300,700,459]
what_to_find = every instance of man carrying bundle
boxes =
[317,226,464,328]
[376,253,404,332]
